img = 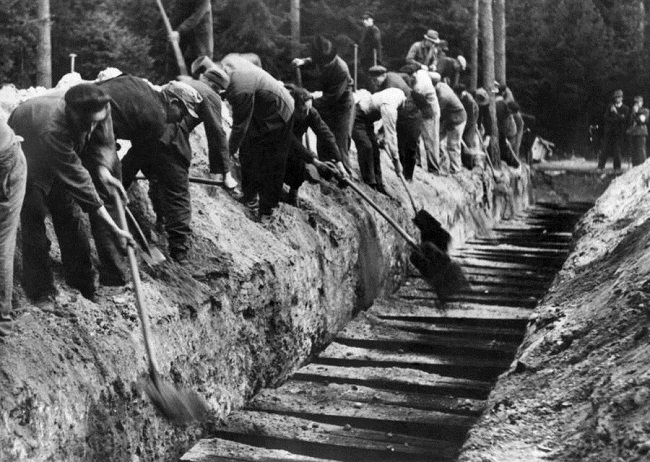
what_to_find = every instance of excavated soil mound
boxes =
[0,83,530,461]
[460,161,650,461]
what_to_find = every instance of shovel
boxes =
[338,177,469,303]
[397,172,452,253]
[112,190,209,424]
[124,206,166,267]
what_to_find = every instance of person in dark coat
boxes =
[368,65,422,180]
[216,55,295,219]
[8,84,132,304]
[170,0,213,71]
[598,89,629,171]
[292,36,356,176]
[0,118,26,336]
[97,75,203,263]
[628,95,649,166]
[284,84,348,205]
[358,12,383,89]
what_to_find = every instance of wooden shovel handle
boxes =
[154,0,188,75]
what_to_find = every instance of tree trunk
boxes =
[480,0,501,165]
[493,0,506,85]
[36,0,52,88]
[470,0,479,91]
[290,0,301,58]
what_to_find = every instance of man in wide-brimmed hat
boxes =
[406,29,442,71]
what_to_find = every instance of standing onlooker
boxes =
[170,0,213,71]
[628,95,649,167]
[0,118,26,336]
[406,30,441,71]
[599,89,629,171]
[358,12,382,88]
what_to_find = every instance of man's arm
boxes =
[307,108,341,162]
[379,103,400,164]
[199,93,230,173]
[228,90,255,155]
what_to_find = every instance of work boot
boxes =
[240,194,259,211]
[285,188,299,207]
[374,184,391,198]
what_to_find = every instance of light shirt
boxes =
[359,88,405,162]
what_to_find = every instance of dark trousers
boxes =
[122,143,192,254]
[397,113,422,181]
[21,182,95,300]
[599,132,623,169]
[0,142,26,315]
[316,92,355,173]
[630,135,647,167]
[240,118,293,215]
[285,142,306,191]
[352,111,382,187]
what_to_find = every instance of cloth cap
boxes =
[368,65,388,76]
[457,55,467,70]
[96,67,123,82]
[191,55,217,77]
[475,88,490,106]
[201,66,230,92]
[439,40,449,50]
[613,89,624,98]
[162,80,203,118]
[64,83,111,113]
[634,95,643,102]
[311,36,337,64]
[423,30,441,43]
[362,11,373,19]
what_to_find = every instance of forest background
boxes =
[0,0,648,154]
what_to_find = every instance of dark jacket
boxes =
[8,92,115,212]
[628,107,649,137]
[172,76,229,172]
[603,103,630,135]
[96,75,168,145]
[405,41,437,69]
[313,56,354,110]
[360,25,382,66]
[437,82,466,126]
[221,55,294,153]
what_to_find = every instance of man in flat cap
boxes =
[367,65,422,181]
[8,83,133,304]
[97,75,203,263]
[599,89,629,172]
[358,12,383,89]
[204,55,295,219]
[406,29,442,72]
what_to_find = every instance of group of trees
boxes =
[0,0,648,153]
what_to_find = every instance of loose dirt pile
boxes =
[0,81,530,461]
[460,161,650,462]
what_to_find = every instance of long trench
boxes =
[181,201,590,462]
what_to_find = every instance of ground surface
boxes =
[0,83,529,461]
[460,159,650,461]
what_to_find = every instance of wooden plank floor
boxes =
[181,202,589,462]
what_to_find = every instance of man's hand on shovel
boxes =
[97,165,129,205]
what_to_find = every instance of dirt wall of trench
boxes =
[0,88,531,462]
[460,161,650,462]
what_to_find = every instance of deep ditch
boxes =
[0,89,533,462]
